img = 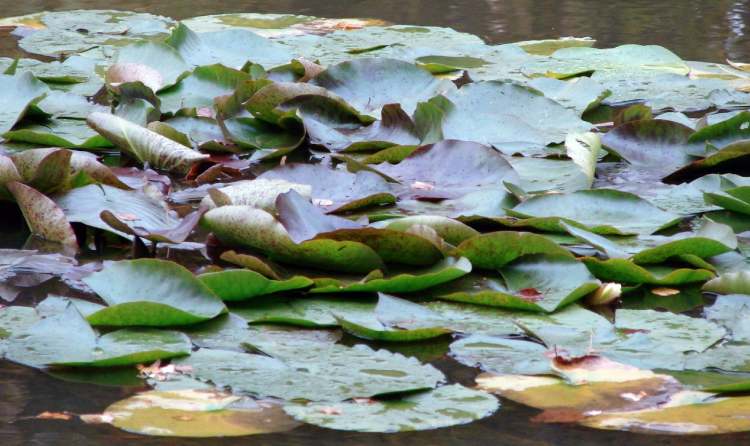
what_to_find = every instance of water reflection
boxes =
[3,0,750,61]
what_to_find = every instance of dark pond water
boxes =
[3,1,750,445]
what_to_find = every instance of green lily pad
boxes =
[54,184,181,240]
[0,72,49,134]
[456,231,571,270]
[704,294,750,342]
[158,64,252,115]
[284,384,498,433]
[510,189,682,235]
[87,112,209,173]
[0,306,39,357]
[258,163,396,213]
[582,258,715,285]
[450,335,551,375]
[506,156,592,193]
[528,76,610,115]
[310,257,471,294]
[105,389,300,437]
[198,269,313,301]
[310,58,455,117]
[82,259,227,326]
[601,119,696,178]
[703,271,750,295]
[436,81,592,151]
[437,254,600,313]
[4,118,112,149]
[6,304,190,368]
[112,41,190,92]
[705,186,750,215]
[202,206,384,273]
[166,23,293,69]
[174,344,444,401]
[664,140,750,184]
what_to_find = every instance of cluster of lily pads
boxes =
[1,8,750,438]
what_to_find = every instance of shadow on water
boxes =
[3,1,750,444]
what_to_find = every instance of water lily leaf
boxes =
[310,58,455,117]
[601,119,696,179]
[521,44,689,78]
[6,304,190,368]
[476,360,681,421]
[516,37,596,55]
[158,64,251,115]
[7,181,77,248]
[198,269,312,301]
[202,206,384,273]
[373,140,519,200]
[221,116,305,156]
[565,132,601,188]
[437,81,591,151]
[506,156,591,193]
[705,186,750,215]
[276,190,364,243]
[234,296,361,328]
[0,155,22,200]
[582,258,715,285]
[437,254,600,313]
[166,23,294,69]
[581,393,750,434]
[54,184,181,240]
[87,112,209,173]
[35,91,107,119]
[284,384,498,433]
[105,389,299,437]
[4,118,113,149]
[11,148,128,193]
[663,140,750,184]
[510,189,682,235]
[456,231,571,270]
[0,306,39,357]
[0,72,50,134]
[16,10,173,59]
[82,259,227,326]
[703,271,750,295]
[370,215,479,245]
[259,163,396,213]
[529,77,610,115]
[688,111,750,149]
[162,116,231,151]
[310,257,471,294]
[450,335,551,375]
[202,180,312,213]
[630,226,737,265]
[174,345,444,402]
[705,294,750,342]
[112,41,191,92]
[315,226,444,266]
[100,206,207,244]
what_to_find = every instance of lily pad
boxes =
[284,384,498,433]
[436,81,591,151]
[450,335,551,375]
[310,58,455,117]
[87,112,209,174]
[174,345,444,401]
[582,258,715,285]
[310,257,472,294]
[437,254,600,313]
[202,206,385,273]
[6,304,190,368]
[510,189,682,235]
[82,259,227,326]
[259,163,396,213]
[105,389,300,437]
[0,72,49,134]
[703,271,750,295]
[456,231,571,270]
[198,269,313,301]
